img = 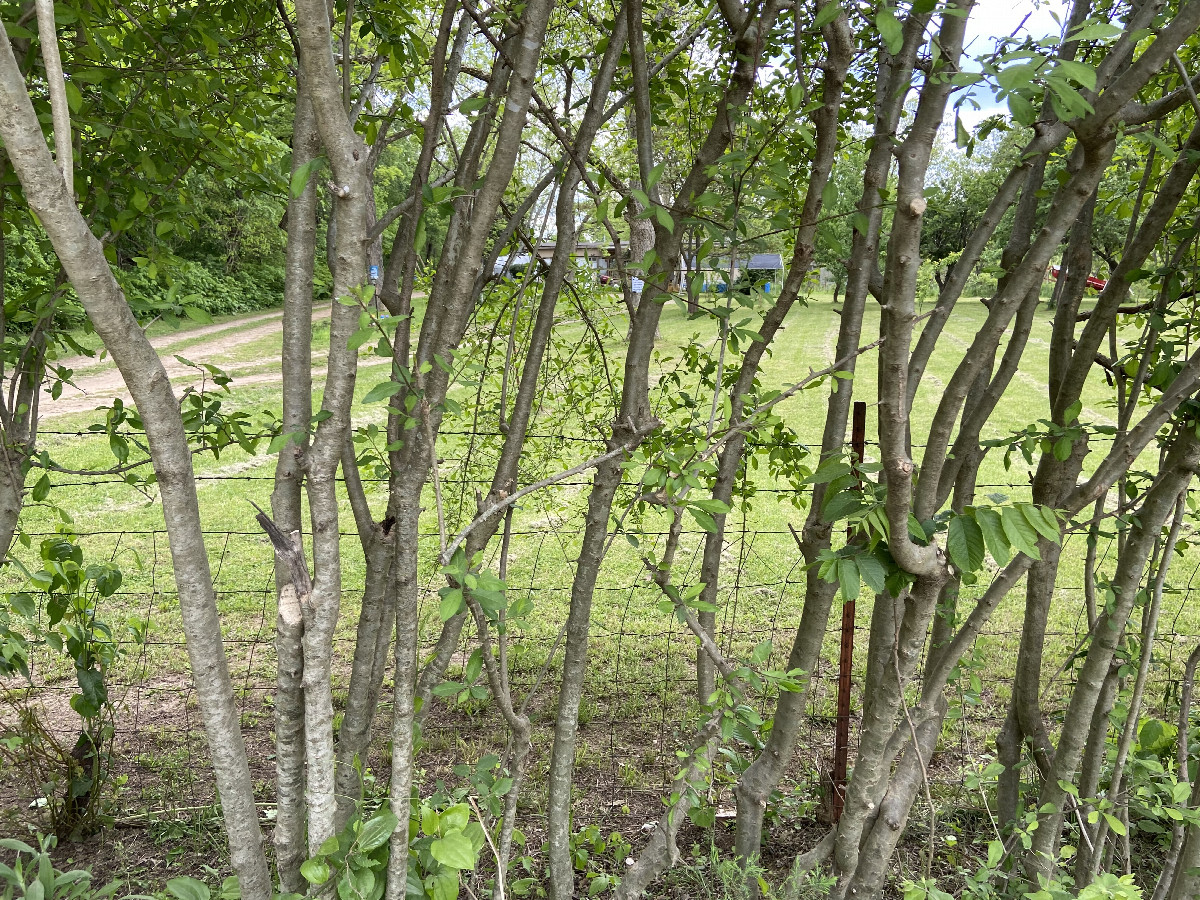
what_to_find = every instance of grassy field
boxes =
[6,288,1197,887]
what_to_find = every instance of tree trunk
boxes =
[0,30,273,899]
[270,83,319,891]
[1022,428,1200,883]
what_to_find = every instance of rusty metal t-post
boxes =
[831,400,866,822]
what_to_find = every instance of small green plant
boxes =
[904,871,1145,900]
[165,873,291,900]
[0,534,145,839]
[0,833,122,900]
[670,845,822,900]
[291,797,490,900]
[297,808,398,900]
[567,825,630,897]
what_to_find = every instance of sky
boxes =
[964,0,1069,53]
[958,0,1071,127]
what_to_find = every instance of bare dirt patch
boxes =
[46,306,332,419]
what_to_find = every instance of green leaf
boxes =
[807,460,852,484]
[300,859,330,885]
[1001,506,1041,559]
[1007,92,1035,126]
[646,162,666,190]
[64,80,82,114]
[459,96,488,114]
[1021,504,1060,543]
[92,565,122,598]
[31,474,51,502]
[838,558,859,603]
[1053,59,1097,90]
[857,554,887,593]
[427,870,458,900]
[421,804,440,836]
[9,593,35,619]
[358,808,399,852]
[1138,718,1175,752]
[954,114,969,149]
[997,63,1038,93]
[947,515,985,574]
[348,326,376,351]
[362,380,403,404]
[974,507,1010,566]
[688,507,717,533]
[290,158,322,199]
[183,306,214,324]
[875,7,903,54]
[463,649,483,683]
[821,179,838,210]
[822,489,863,522]
[268,430,302,455]
[1102,812,1126,836]
[814,2,842,27]
[439,588,464,621]
[167,878,211,900]
[430,831,477,870]
[653,205,675,234]
[413,213,427,252]
[1068,22,1123,42]
[441,804,470,831]
[751,638,773,664]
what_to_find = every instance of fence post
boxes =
[831,400,866,822]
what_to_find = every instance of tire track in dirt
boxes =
[44,306,333,419]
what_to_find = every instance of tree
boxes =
[6,1,1200,900]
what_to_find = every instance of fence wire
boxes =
[1,430,1197,856]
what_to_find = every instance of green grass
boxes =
[11,287,1198,877]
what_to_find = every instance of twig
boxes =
[787,522,804,550]
[696,329,896,466]
[517,621,568,717]
[1172,52,1200,118]
[467,796,505,900]
[422,401,447,554]
[442,419,661,564]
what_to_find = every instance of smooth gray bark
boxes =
[0,28,272,900]
[545,6,786,893]
[294,0,371,851]
[271,85,319,891]
[1022,429,1200,881]
[1162,642,1200,900]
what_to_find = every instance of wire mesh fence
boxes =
[2,428,1198,854]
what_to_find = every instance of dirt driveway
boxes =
[45,306,333,419]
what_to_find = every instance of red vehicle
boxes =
[1050,265,1107,292]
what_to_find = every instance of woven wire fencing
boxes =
[2,427,1198,851]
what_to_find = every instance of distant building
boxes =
[492,242,789,293]
[694,252,786,293]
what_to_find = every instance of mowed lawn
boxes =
[12,287,1198,819]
